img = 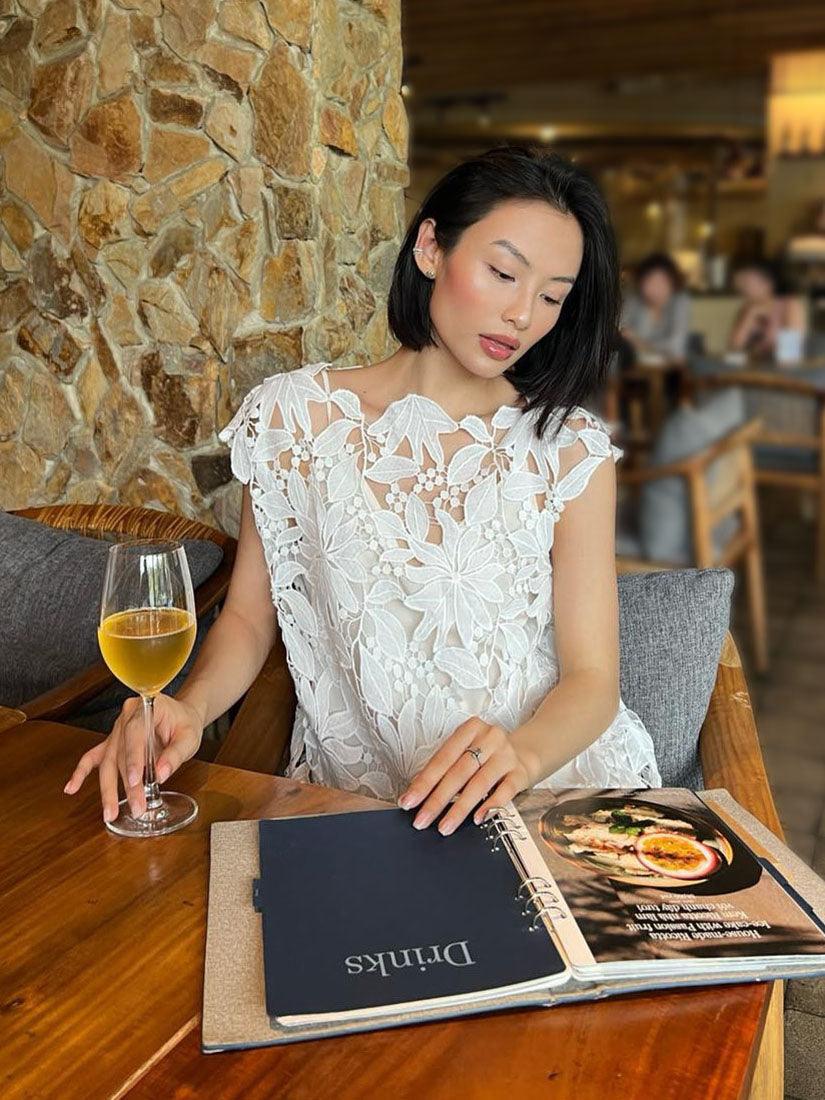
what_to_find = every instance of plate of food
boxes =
[539,796,760,892]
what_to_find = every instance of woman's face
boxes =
[638,269,675,308]
[734,268,774,303]
[413,199,584,379]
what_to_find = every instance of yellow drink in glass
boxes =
[98,607,196,696]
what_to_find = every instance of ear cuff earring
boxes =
[412,247,436,279]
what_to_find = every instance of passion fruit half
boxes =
[635,832,721,880]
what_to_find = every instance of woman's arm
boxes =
[174,485,278,729]
[64,485,278,816]
[509,456,620,781]
[784,295,807,333]
[729,301,764,351]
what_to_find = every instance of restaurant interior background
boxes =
[0,0,824,1092]
[399,8,825,1094]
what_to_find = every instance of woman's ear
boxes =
[413,218,441,278]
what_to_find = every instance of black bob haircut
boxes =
[387,143,620,439]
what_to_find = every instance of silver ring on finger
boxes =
[464,746,484,770]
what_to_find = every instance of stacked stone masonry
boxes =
[0,0,408,533]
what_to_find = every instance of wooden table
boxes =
[1,720,774,1100]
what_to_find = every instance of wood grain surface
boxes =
[0,720,770,1100]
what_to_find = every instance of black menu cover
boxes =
[254,808,566,1021]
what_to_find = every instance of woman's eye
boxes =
[489,265,560,306]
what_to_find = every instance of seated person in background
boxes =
[620,252,691,362]
[728,258,806,362]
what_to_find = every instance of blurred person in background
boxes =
[620,252,691,362]
[728,258,806,362]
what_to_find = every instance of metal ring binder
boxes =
[480,810,527,850]
[480,811,564,932]
[521,887,560,917]
[529,905,565,931]
[516,876,553,899]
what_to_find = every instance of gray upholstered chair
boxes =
[0,506,232,729]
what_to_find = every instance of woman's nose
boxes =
[502,287,534,331]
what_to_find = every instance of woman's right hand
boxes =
[63,693,205,822]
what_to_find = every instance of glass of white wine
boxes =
[98,540,198,837]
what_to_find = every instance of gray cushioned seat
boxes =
[617,568,734,789]
[754,444,818,474]
[0,511,223,716]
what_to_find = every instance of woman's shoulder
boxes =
[244,361,330,405]
[220,362,333,439]
[537,405,621,469]
[543,404,614,439]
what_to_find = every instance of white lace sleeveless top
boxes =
[220,362,661,799]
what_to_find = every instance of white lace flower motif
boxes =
[368,394,457,466]
[301,493,368,615]
[404,508,504,651]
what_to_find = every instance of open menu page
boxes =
[511,788,825,975]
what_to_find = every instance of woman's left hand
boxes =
[396,717,538,836]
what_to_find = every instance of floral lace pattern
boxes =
[220,362,661,800]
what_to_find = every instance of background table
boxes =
[0,720,774,1099]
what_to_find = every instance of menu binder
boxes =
[202,788,825,1052]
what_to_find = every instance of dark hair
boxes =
[731,257,790,296]
[634,252,685,293]
[387,144,620,438]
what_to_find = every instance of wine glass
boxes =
[98,540,198,837]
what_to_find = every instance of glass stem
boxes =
[142,694,162,813]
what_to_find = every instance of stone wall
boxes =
[0,0,408,533]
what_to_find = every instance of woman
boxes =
[620,252,691,361]
[65,145,661,836]
[728,258,806,361]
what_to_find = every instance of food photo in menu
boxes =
[515,788,825,966]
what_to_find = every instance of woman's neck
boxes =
[365,346,521,420]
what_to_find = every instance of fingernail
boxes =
[439,821,455,836]
[127,767,140,787]
[103,807,114,823]
[413,813,431,830]
[157,763,170,783]
[63,782,72,794]
[398,794,413,810]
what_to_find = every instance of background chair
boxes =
[616,412,768,673]
[692,370,825,583]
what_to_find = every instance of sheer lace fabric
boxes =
[220,362,661,800]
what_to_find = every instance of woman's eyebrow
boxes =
[491,239,575,284]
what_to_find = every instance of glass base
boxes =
[105,791,198,838]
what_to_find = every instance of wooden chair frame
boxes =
[9,504,236,722]
[692,371,825,584]
[617,419,769,673]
